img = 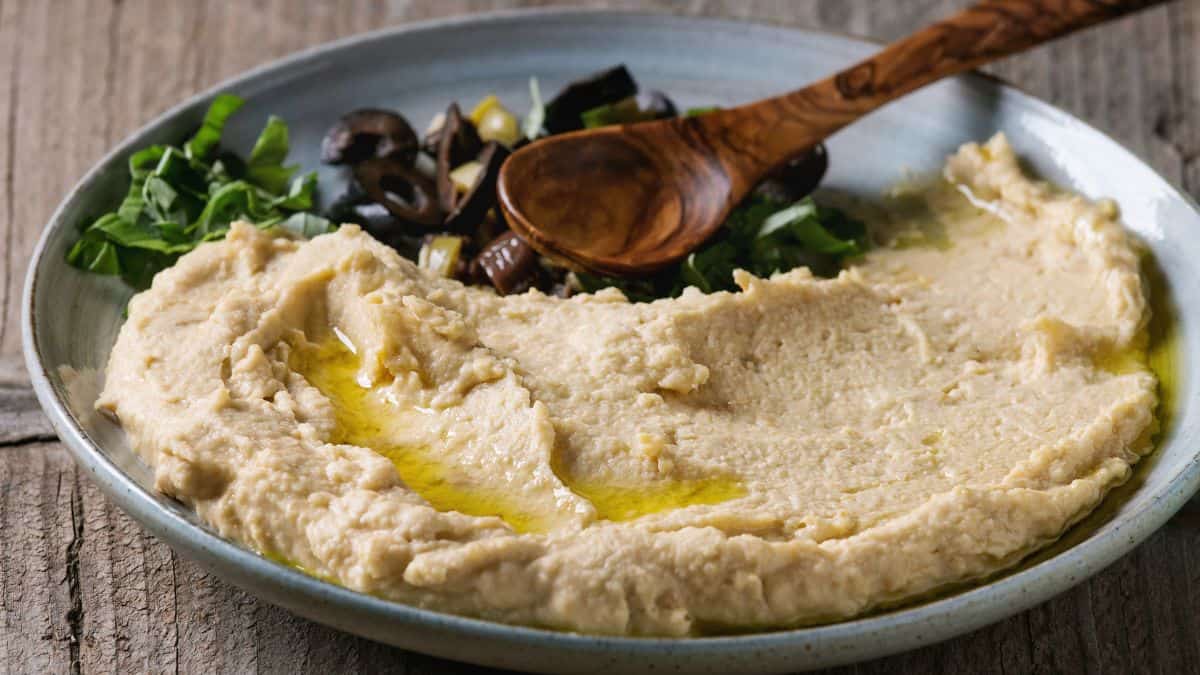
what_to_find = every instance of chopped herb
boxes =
[580,97,657,128]
[684,106,720,117]
[184,93,244,160]
[580,196,866,301]
[245,116,298,194]
[67,94,334,289]
[522,77,546,140]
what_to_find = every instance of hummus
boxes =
[98,135,1157,635]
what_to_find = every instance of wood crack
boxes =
[64,476,84,675]
[0,433,58,449]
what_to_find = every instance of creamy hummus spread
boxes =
[98,135,1157,635]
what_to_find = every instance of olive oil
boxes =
[292,339,550,533]
[563,477,746,522]
[1092,254,1180,440]
[1094,335,1149,376]
[292,337,744,529]
[261,549,338,584]
[1145,255,1180,437]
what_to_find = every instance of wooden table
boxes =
[2,1,1198,673]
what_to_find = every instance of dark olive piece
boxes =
[752,143,829,204]
[353,157,443,228]
[323,180,370,223]
[473,231,540,295]
[635,90,677,119]
[543,65,638,134]
[444,141,511,233]
[435,103,484,213]
[321,109,420,166]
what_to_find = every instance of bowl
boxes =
[22,9,1200,674]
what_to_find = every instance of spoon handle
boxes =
[715,0,1168,181]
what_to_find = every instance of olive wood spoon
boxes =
[498,0,1166,277]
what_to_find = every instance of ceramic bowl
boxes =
[22,10,1200,674]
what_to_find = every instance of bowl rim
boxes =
[21,6,1200,669]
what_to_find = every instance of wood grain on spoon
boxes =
[498,0,1167,277]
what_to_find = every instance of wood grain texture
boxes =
[1,1,1197,674]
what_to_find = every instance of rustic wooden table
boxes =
[2,1,1198,673]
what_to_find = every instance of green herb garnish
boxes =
[67,93,333,289]
[580,98,658,129]
[522,77,546,141]
[579,195,865,301]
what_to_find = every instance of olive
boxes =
[753,144,829,204]
[443,141,510,233]
[323,181,369,223]
[321,109,419,166]
[635,90,677,119]
[543,65,638,134]
[324,182,422,257]
[471,231,540,295]
[353,157,443,229]
[435,103,483,214]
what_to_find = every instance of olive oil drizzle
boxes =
[290,338,745,532]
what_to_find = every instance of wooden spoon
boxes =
[498,0,1166,277]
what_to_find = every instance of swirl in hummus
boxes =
[98,135,1158,635]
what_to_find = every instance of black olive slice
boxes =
[543,65,638,134]
[753,144,829,204]
[472,231,539,295]
[324,181,370,223]
[435,103,484,213]
[353,157,443,228]
[444,141,510,233]
[321,109,420,166]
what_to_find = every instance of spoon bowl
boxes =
[500,117,742,275]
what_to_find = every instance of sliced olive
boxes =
[353,157,443,228]
[543,65,638,134]
[324,181,370,223]
[321,109,419,166]
[444,141,510,233]
[754,144,829,204]
[436,103,484,213]
[472,231,539,295]
[324,182,421,257]
[635,90,677,119]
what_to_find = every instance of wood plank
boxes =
[1,1,1198,674]
[0,442,80,675]
[0,0,23,380]
[0,384,55,445]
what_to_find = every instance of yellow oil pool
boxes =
[563,477,746,523]
[1145,255,1180,437]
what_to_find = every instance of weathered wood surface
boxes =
[1,1,1197,673]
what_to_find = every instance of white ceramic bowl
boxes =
[22,10,1200,674]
